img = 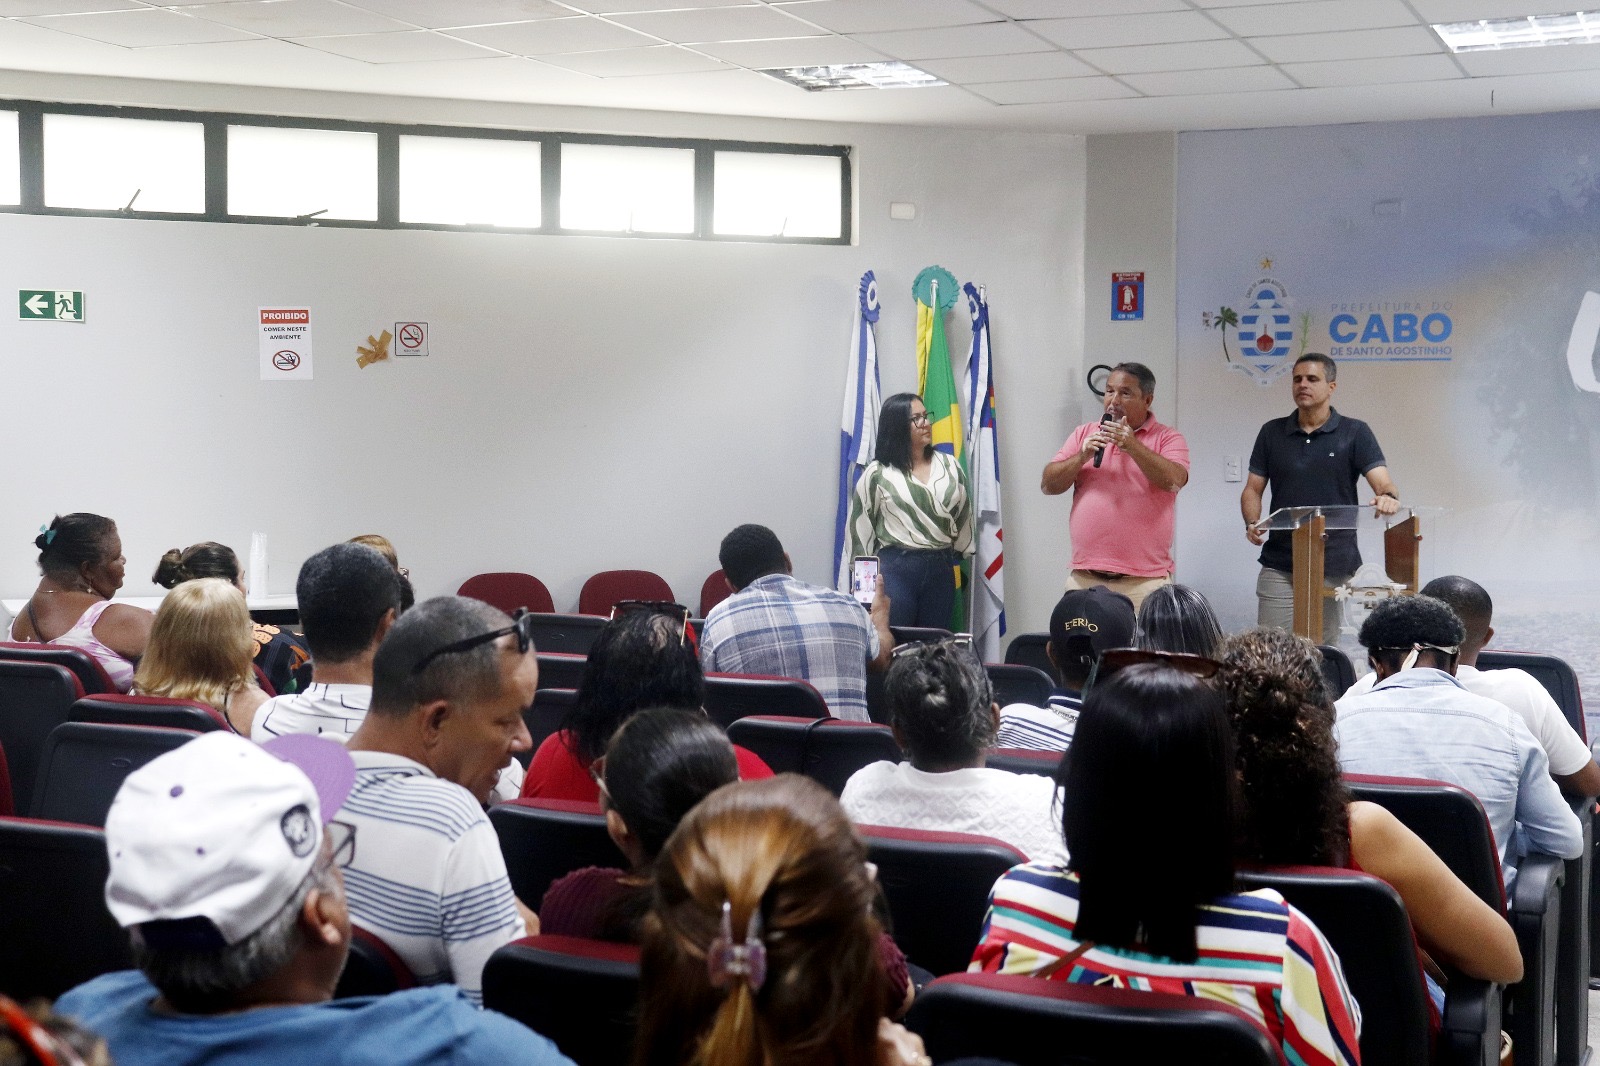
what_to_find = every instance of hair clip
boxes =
[38,524,56,545]
[706,899,767,993]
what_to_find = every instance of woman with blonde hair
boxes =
[636,775,928,1066]
[133,578,267,736]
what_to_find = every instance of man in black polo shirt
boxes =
[1240,353,1400,633]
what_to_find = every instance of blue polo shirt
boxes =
[1248,408,1386,575]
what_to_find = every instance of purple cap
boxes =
[262,734,356,825]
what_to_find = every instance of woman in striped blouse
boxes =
[848,392,972,629]
[970,661,1363,1066]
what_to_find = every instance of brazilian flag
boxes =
[914,266,967,632]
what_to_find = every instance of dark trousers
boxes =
[880,545,956,630]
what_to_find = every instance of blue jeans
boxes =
[880,545,956,630]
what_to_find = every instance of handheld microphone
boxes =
[1092,411,1114,468]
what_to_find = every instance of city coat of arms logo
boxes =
[1204,258,1312,387]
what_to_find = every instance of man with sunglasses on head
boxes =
[1332,595,1582,888]
[342,596,540,1005]
[54,732,571,1066]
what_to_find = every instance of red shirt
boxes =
[1052,415,1189,577]
[520,729,774,802]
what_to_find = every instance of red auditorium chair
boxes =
[457,572,556,614]
[726,715,901,795]
[0,817,133,999]
[483,935,640,1066]
[70,692,230,733]
[535,651,588,690]
[906,973,1285,1066]
[521,688,575,766]
[30,722,199,827]
[525,614,609,656]
[334,927,417,997]
[1347,773,1562,1066]
[0,742,12,817]
[857,825,1025,977]
[1238,865,1499,1066]
[985,747,1061,777]
[985,662,1053,707]
[699,569,731,618]
[702,672,830,729]
[1002,631,1052,676]
[0,641,117,695]
[1315,643,1356,699]
[577,570,673,617]
[889,625,953,646]
[488,798,627,911]
[0,660,83,814]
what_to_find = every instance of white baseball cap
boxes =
[104,732,356,946]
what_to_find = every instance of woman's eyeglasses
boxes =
[1084,647,1225,691]
[410,607,534,675]
[611,600,692,646]
[909,413,931,427]
[0,996,90,1066]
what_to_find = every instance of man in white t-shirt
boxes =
[1342,575,1600,797]
[995,586,1135,752]
[252,542,399,743]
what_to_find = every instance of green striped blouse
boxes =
[848,452,973,557]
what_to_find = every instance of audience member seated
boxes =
[344,596,538,1004]
[1333,595,1583,887]
[348,534,414,613]
[841,639,1067,865]
[251,543,398,744]
[9,513,150,692]
[1221,627,1522,1000]
[1342,576,1600,797]
[519,608,772,802]
[54,732,570,1066]
[971,661,1362,1066]
[635,775,928,1066]
[133,578,269,736]
[700,523,892,722]
[152,541,311,696]
[0,994,111,1066]
[995,587,1134,751]
[1134,582,1225,658]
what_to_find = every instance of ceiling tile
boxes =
[0,0,140,13]
[444,16,657,54]
[290,29,507,62]
[182,0,414,37]
[20,8,260,45]
[915,50,1096,83]
[1074,37,1263,74]
[987,0,1186,15]
[691,34,883,66]
[539,43,729,75]
[1282,52,1464,87]
[1122,64,1295,94]
[1206,0,1419,36]
[1454,39,1600,76]
[608,6,816,44]
[335,0,571,29]
[1251,25,1444,63]
[773,0,996,35]
[1027,11,1230,49]
[1187,0,1346,6]
[565,0,752,10]
[966,76,1137,104]
[850,21,1051,60]
[1409,0,1585,21]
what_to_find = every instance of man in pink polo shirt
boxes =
[1041,362,1190,610]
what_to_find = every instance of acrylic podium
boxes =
[1252,505,1424,643]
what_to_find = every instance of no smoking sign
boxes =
[394,321,429,356]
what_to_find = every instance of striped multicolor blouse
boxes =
[848,453,972,556]
[971,863,1362,1066]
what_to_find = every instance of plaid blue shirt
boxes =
[700,573,880,722]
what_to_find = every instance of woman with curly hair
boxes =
[1219,627,1522,986]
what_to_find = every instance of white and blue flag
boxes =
[962,282,1006,660]
[834,271,881,592]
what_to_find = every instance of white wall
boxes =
[0,81,1084,643]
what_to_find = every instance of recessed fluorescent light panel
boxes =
[1433,10,1600,52]
[760,62,945,91]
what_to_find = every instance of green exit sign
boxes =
[19,290,85,322]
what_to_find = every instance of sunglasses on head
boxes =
[891,633,974,660]
[611,600,692,645]
[1084,647,1224,691]
[410,607,534,676]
